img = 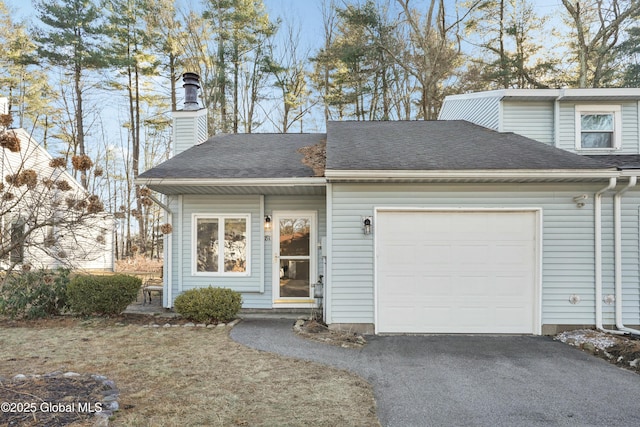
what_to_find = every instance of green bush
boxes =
[66,274,141,316]
[0,269,71,319]
[174,286,242,323]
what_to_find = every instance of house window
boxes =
[193,214,250,275]
[575,105,621,150]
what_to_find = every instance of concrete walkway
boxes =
[231,318,640,427]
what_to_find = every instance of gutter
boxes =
[594,178,623,335]
[324,169,619,182]
[136,177,326,187]
[614,176,640,335]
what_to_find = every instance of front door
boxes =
[273,212,316,306]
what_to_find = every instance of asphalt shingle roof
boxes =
[140,120,612,181]
[326,120,608,170]
[586,155,640,170]
[138,133,325,179]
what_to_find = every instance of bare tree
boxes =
[561,0,640,87]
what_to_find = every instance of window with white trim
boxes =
[575,105,621,150]
[193,214,250,275]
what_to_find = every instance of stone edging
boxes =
[142,318,242,329]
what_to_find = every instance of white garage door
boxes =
[376,210,538,334]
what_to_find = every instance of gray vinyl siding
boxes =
[173,110,208,156]
[438,96,501,130]
[618,193,640,325]
[179,194,263,295]
[328,183,640,327]
[557,101,640,154]
[502,101,555,145]
[168,194,326,309]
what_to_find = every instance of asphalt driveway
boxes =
[231,318,640,427]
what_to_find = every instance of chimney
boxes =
[172,73,208,157]
[182,72,200,110]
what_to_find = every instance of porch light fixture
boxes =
[264,215,272,232]
[363,217,372,235]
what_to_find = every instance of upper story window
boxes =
[193,214,250,276]
[575,105,621,150]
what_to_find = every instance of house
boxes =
[0,97,114,271]
[138,76,640,335]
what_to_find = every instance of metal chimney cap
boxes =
[183,72,200,110]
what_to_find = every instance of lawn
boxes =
[0,317,380,426]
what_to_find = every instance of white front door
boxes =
[273,212,317,306]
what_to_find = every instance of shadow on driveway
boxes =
[231,318,640,427]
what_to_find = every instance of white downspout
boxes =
[614,176,640,335]
[595,178,624,334]
[148,193,173,307]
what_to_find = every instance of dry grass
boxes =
[115,255,163,274]
[0,318,380,426]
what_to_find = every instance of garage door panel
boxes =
[376,211,537,334]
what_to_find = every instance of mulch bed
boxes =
[294,319,367,348]
[0,375,110,427]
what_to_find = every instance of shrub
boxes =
[67,274,141,316]
[174,287,242,323]
[0,269,70,319]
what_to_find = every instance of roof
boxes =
[443,88,640,102]
[586,155,640,170]
[138,133,326,180]
[325,120,607,171]
[138,120,622,192]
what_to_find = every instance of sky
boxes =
[4,0,566,135]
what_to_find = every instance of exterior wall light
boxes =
[363,217,372,235]
[573,194,588,208]
[264,215,272,241]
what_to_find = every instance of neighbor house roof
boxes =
[442,88,640,102]
[325,120,608,171]
[138,133,326,180]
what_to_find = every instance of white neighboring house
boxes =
[0,97,114,271]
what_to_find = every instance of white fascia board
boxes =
[135,177,326,187]
[559,88,640,99]
[444,89,562,101]
[324,169,619,181]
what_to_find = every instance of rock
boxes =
[228,319,241,327]
[104,401,119,411]
[163,323,172,328]
[63,372,81,377]
[582,342,596,353]
[102,394,118,403]
[91,375,108,381]
[207,324,215,328]
[13,374,27,381]
[216,323,226,328]
[196,323,206,328]
[630,358,640,368]
[102,379,117,389]
[293,319,305,331]
[183,322,195,327]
